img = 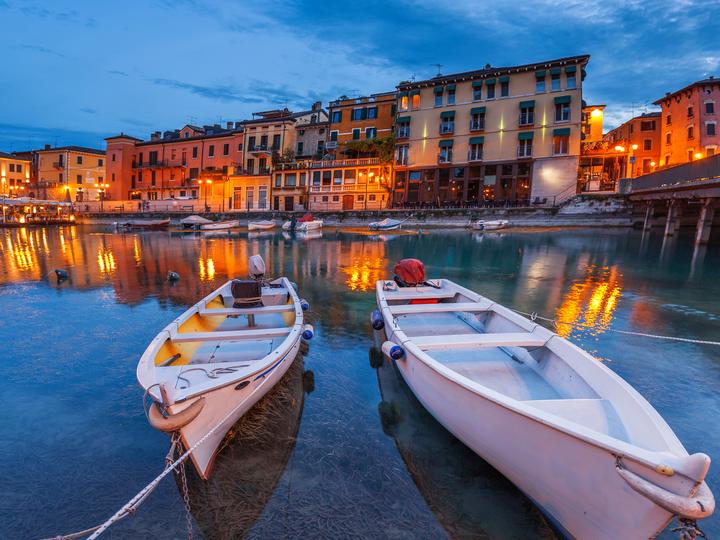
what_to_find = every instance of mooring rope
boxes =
[512,309,720,346]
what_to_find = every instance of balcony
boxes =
[325,141,338,149]
[248,145,278,154]
[132,160,174,169]
[52,161,65,169]
[306,157,382,169]
[310,183,386,193]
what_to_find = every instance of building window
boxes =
[344,169,356,183]
[688,106,694,118]
[223,143,229,156]
[333,170,343,185]
[519,104,534,126]
[112,154,116,162]
[77,155,83,164]
[272,134,281,150]
[396,145,409,166]
[396,122,410,138]
[192,147,198,158]
[59,173,63,182]
[330,130,338,141]
[688,150,694,161]
[297,142,304,155]
[274,174,282,188]
[365,127,377,139]
[438,146,453,163]
[706,102,715,114]
[260,135,268,148]
[411,94,420,109]
[518,139,533,158]
[208,145,215,157]
[238,143,243,151]
[189,167,199,179]
[151,170,157,186]
[486,83,495,99]
[447,89,456,105]
[566,72,577,89]
[470,112,485,131]
[367,107,378,119]
[331,111,342,123]
[112,173,115,182]
[352,108,365,121]
[708,147,716,157]
[440,115,455,134]
[312,171,321,186]
[300,173,307,186]
[76,174,82,184]
[399,95,409,111]
[317,140,325,154]
[554,102,570,122]
[247,158,255,173]
[707,123,717,136]
[352,128,360,140]
[640,120,656,131]
[666,115,672,125]
[665,154,671,165]
[285,173,297,187]
[500,80,509,97]
[666,132,672,145]
[551,72,561,91]
[469,143,483,161]
[434,92,443,107]
[98,158,103,166]
[473,85,482,101]
[644,138,652,151]
[553,135,569,155]
[536,75,545,93]
[9,164,14,172]
[688,126,694,139]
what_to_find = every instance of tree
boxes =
[343,135,396,163]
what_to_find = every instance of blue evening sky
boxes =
[1,0,718,151]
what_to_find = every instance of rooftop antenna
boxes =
[348,89,359,98]
[431,64,443,77]
[409,73,417,82]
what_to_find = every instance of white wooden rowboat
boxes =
[472,219,509,231]
[373,278,714,539]
[248,220,276,231]
[200,219,240,231]
[369,218,405,231]
[282,219,323,232]
[137,263,311,479]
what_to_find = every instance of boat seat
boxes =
[389,301,493,315]
[384,290,457,301]
[525,399,629,441]
[409,332,547,351]
[171,327,291,343]
[199,304,295,316]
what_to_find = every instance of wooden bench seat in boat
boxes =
[171,327,291,343]
[525,398,629,441]
[410,332,548,351]
[383,290,457,301]
[199,304,295,316]
[389,301,493,315]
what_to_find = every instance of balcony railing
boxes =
[52,161,65,169]
[325,141,338,149]
[517,148,533,158]
[437,154,452,164]
[305,157,382,168]
[310,183,386,193]
[248,145,278,154]
[132,160,176,169]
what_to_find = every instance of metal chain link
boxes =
[178,449,193,540]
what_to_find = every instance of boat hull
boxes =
[200,220,240,231]
[379,326,675,540]
[173,338,301,479]
[248,222,276,231]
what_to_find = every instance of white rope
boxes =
[512,309,720,346]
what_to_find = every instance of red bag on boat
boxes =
[394,259,426,287]
[299,213,314,222]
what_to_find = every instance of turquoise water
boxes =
[0,225,718,539]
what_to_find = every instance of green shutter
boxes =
[485,78,496,85]
[550,67,562,75]
[499,75,510,83]
[565,65,577,74]
[434,86,444,94]
[396,116,411,123]
[469,136,485,144]
[470,107,486,114]
[553,128,571,136]
[397,91,408,98]
[472,81,483,88]
[535,70,546,78]
[438,139,454,147]
[410,90,421,96]
[518,131,534,140]
[440,110,455,118]
[554,95,571,104]
[519,100,535,109]
[445,84,456,91]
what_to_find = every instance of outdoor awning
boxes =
[445,84,456,91]
[472,81,483,88]
[396,116,411,123]
[553,128,571,136]
[470,107,486,114]
[565,65,577,73]
[554,95,571,104]
[469,136,485,144]
[519,100,535,108]
[535,70,546,78]
[433,86,444,94]
[518,131,534,140]
[397,91,408,98]
[550,67,562,75]
[440,111,455,118]
[438,139,454,147]
[485,78,496,85]
[499,75,510,83]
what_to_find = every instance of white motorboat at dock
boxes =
[248,220,277,231]
[200,219,240,231]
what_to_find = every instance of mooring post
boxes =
[643,203,654,230]
[694,198,716,245]
[674,203,683,232]
[664,200,677,237]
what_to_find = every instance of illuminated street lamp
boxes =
[694,152,703,160]
[94,182,110,211]
[200,178,213,211]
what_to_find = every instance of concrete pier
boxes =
[643,203,654,230]
[695,199,715,245]
[664,201,679,237]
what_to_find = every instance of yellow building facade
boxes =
[393,55,589,207]
[0,152,31,197]
[36,146,106,203]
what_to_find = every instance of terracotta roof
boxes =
[35,145,105,155]
[0,151,31,160]
[653,77,719,105]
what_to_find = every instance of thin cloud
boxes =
[19,44,65,58]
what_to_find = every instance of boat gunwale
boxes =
[138,277,303,403]
[375,279,700,480]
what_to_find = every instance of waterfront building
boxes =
[605,112,662,176]
[0,152,31,197]
[392,55,589,207]
[105,123,244,209]
[35,145,106,203]
[327,92,396,157]
[306,157,392,211]
[654,77,720,166]
[581,104,605,143]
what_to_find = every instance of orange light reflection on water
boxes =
[555,266,622,337]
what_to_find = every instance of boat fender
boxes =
[616,465,715,520]
[370,310,385,330]
[300,299,310,311]
[167,271,180,282]
[148,397,205,433]
[302,324,314,340]
[382,341,405,360]
[54,269,69,281]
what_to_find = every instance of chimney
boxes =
[312,101,322,111]
[44,144,51,150]
[150,131,161,141]
[226,121,233,129]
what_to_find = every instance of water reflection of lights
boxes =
[344,257,384,292]
[97,247,116,274]
[132,238,142,266]
[199,258,216,281]
[555,266,622,337]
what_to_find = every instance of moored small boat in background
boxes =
[200,219,240,231]
[372,258,714,540]
[282,213,323,232]
[248,220,276,231]
[117,218,170,230]
[369,218,406,231]
[180,215,213,229]
[472,219,509,231]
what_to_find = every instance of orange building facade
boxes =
[327,92,396,155]
[604,112,661,177]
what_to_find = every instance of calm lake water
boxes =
[1,225,718,539]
